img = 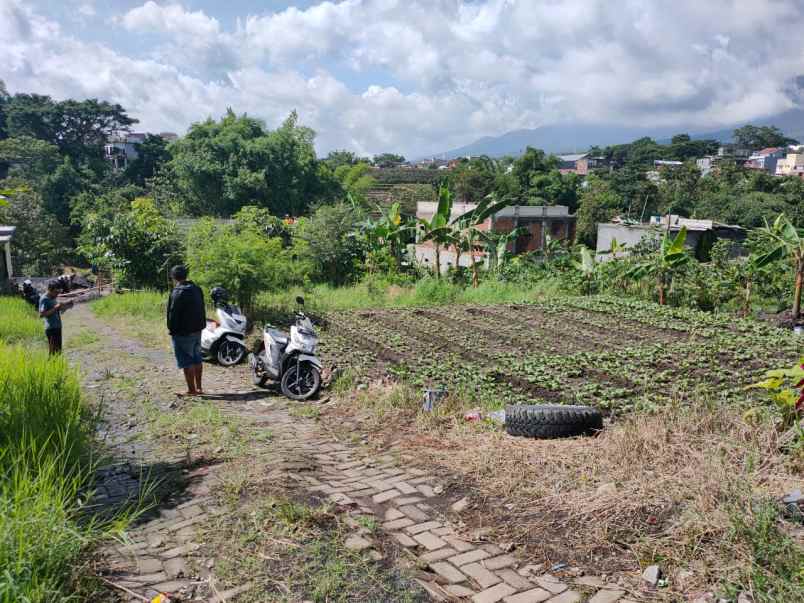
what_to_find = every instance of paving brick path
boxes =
[70,305,643,602]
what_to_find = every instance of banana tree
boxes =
[448,192,512,285]
[358,201,414,268]
[755,214,804,320]
[478,227,526,272]
[573,246,597,295]
[627,227,689,305]
[417,185,454,277]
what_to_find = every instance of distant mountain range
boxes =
[424,108,804,159]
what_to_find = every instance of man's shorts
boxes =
[171,332,202,369]
[45,328,62,354]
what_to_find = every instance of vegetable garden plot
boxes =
[320,297,803,414]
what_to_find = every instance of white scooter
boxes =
[248,296,322,400]
[201,287,247,366]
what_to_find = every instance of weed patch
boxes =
[204,494,425,602]
[0,296,41,345]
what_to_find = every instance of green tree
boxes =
[334,161,375,200]
[297,203,364,285]
[447,156,499,204]
[575,176,623,247]
[0,136,60,182]
[6,93,136,167]
[0,186,70,274]
[124,134,170,185]
[372,153,405,168]
[733,125,798,150]
[185,218,303,311]
[324,150,359,170]
[170,110,332,216]
[78,197,181,288]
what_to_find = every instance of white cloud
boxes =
[2,0,804,158]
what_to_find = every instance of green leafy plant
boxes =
[627,227,690,305]
[748,358,804,428]
[754,214,804,319]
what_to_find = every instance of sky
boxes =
[2,0,804,158]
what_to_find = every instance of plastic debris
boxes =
[487,409,506,425]
[422,389,447,412]
[463,410,482,421]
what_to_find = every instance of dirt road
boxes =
[68,302,640,602]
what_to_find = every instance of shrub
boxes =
[186,218,307,311]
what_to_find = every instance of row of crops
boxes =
[320,296,802,413]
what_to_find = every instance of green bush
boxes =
[0,296,41,344]
[186,218,308,311]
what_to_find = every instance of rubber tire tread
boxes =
[505,404,603,439]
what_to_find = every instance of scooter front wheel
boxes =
[281,362,320,401]
[217,339,246,366]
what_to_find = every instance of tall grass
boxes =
[0,344,115,602]
[0,296,41,344]
[256,275,562,317]
[92,290,166,321]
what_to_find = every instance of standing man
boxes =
[39,280,72,355]
[167,265,206,396]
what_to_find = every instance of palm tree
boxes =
[755,214,804,319]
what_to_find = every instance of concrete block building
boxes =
[415,202,576,273]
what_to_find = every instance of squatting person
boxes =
[166,265,206,396]
[39,280,73,355]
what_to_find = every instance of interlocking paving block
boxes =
[444,536,475,552]
[398,504,429,522]
[502,588,553,603]
[396,481,419,494]
[406,520,443,535]
[372,489,402,503]
[417,484,437,497]
[496,568,533,590]
[383,517,415,530]
[588,589,626,603]
[483,554,517,571]
[413,531,448,551]
[430,562,468,583]
[472,582,516,603]
[449,549,491,567]
[384,508,405,521]
[422,547,459,563]
[546,591,582,603]
[462,562,502,588]
[534,574,568,595]
[446,583,477,597]
[394,496,424,506]
[391,531,418,547]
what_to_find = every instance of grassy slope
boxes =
[0,297,127,602]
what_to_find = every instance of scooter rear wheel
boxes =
[217,339,245,366]
[281,362,320,401]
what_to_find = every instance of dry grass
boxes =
[328,383,803,599]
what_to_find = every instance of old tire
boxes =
[505,404,603,439]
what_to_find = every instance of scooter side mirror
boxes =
[296,296,305,306]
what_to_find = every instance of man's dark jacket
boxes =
[167,281,206,336]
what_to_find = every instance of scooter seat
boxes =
[267,328,289,345]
